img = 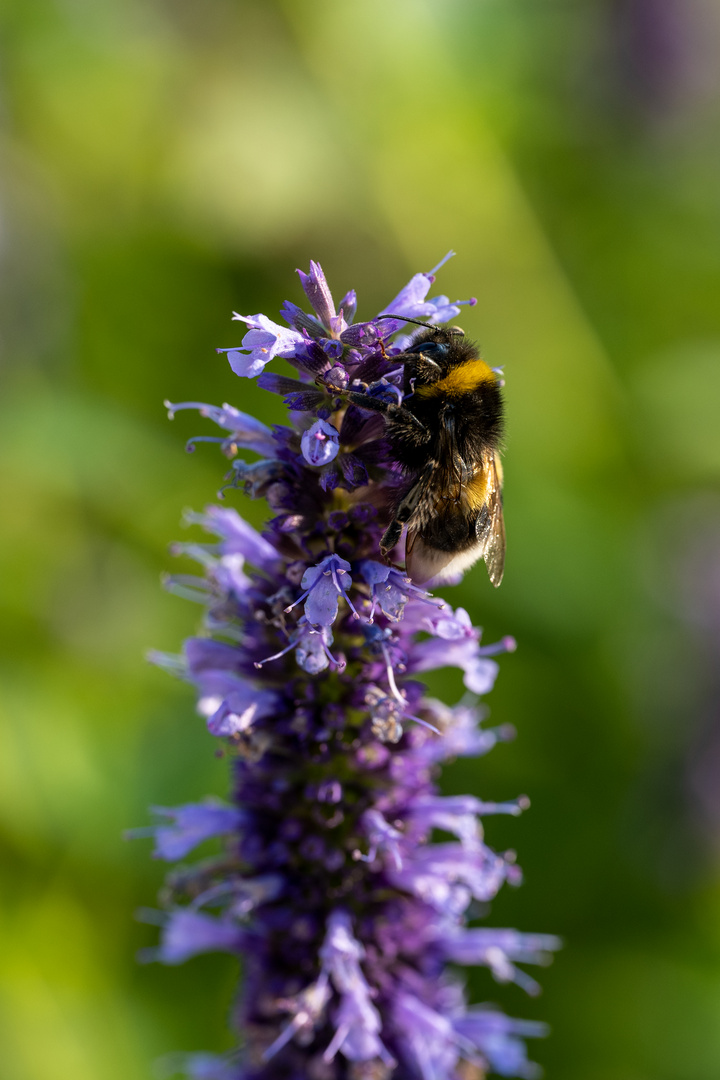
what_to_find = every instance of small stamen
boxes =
[254,639,295,668]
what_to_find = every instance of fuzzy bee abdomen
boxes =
[419,505,481,554]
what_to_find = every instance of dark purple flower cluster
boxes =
[140,256,559,1079]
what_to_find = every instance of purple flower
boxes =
[454,1010,548,1079]
[338,288,357,323]
[163,400,277,457]
[285,553,359,626]
[296,260,340,332]
[359,561,442,621]
[221,313,303,377]
[169,1053,238,1080]
[392,993,461,1080]
[127,801,245,860]
[407,794,529,850]
[185,506,280,573]
[159,910,243,964]
[137,258,557,1079]
[438,927,561,996]
[301,418,340,466]
[376,252,477,337]
[255,616,343,675]
[357,808,404,869]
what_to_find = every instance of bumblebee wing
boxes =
[405,449,505,587]
[476,449,505,587]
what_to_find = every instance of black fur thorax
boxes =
[386,328,504,471]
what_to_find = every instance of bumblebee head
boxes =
[376,316,465,365]
[406,328,463,358]
[376,316,482,392]
[406,326,469,377]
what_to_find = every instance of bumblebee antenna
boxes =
[376,314,440,331]
[376,315,463,336]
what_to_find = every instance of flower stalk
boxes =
[138,256,559,1079]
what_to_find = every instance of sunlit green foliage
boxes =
[2,1,720,1078]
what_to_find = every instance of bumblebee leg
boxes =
[319,380,427,433]
[379,461,437,556]
[347,392,426,433]
[380,519,403,555]
[343,391,394,414]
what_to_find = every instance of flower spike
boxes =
[136,256,556,1079]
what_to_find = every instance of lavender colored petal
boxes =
[150,802,245,860]
[164,400,276,455]
[190,506,279,572]
[283,389,329,411]
[257,372,314,398]
[408,636,500,695]
[304,577,341,626]
[175,1053,239,1080]
[440,927,562,966]
[379,273,433,319]
[224,348,268,379]
[321,337,344,359]
[295,623,335,675]
[297,261,336,329]
[393,994,460,1080]
[214,553,252,599]
[359,808,404,868]
[291,554,354,628]
[339,322,379,347]
[337,288,357,323]
[159,910,243,964]
[225,313,303,378]
[454,1011,546,1080]
[206,688,278,736]
[339,452,368,488]
[325,990,390,1065]
[280,299,326,337]
[427,294,478,323]
[185,637,241,675]
[301,419,340,467]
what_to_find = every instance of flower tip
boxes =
[185,441,196,454]
[503,636,518,652]
[426,250,456,277]
[518,794,531,811]
[469,296,478,306]
[499,723,517,741]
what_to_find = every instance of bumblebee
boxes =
[334,318,506,587]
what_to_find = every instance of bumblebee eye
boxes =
[406,341,449,359]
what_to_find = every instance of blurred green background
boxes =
[2,1,720,1077]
